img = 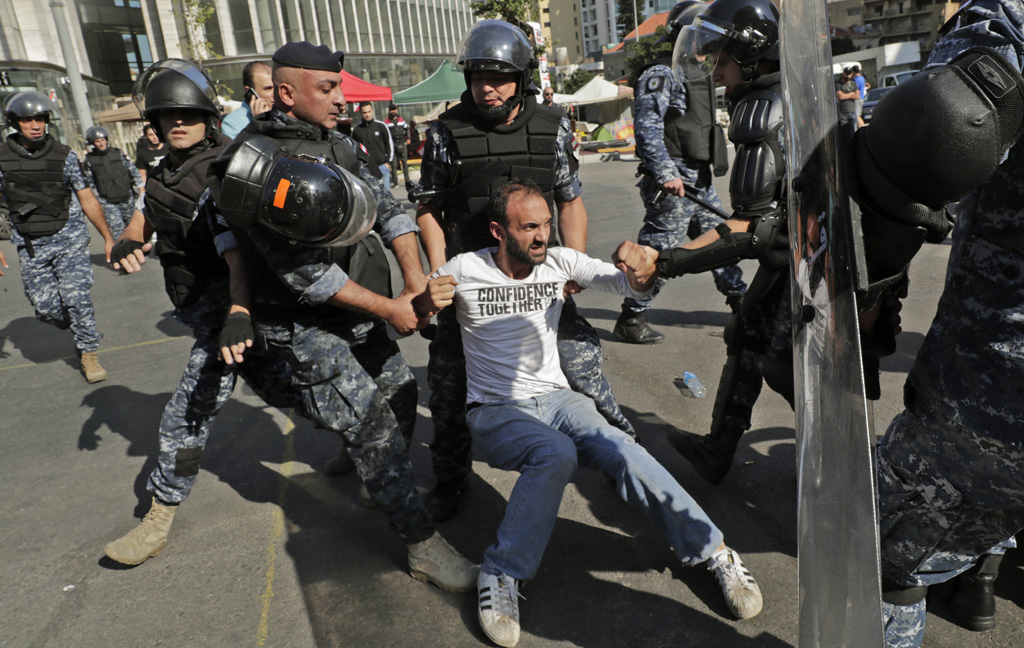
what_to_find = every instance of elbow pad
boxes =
[853,47,1024,235]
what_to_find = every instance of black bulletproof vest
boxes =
[86,148,133,203]
[228,115,392,314]
[145,136,229,308]
[0,135,72,237]
[644,56,717,163]
[439,97,561,253]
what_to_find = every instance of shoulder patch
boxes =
[646,76,666,93]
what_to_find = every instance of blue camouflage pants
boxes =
[877,409,1024,648]
[148,285,302,504]
[623,171,746,314]
[260,318,432,544]
[14,224,102,352]
[98,195,136,242]
[428,296,635,487]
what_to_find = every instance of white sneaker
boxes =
[708,546,763,619]
[478,571,521,647]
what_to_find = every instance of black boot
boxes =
[945,553,1003,631]
[667,427,742,485]
[427,480,468,522]
[613,307,664,344]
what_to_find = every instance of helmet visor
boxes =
[133,59,220,118]
[673,17,738,83]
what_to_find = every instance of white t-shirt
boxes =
[435,247,650,404]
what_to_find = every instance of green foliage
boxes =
[616,0,644,39]
[831,37,856,56]
[624,27,672,87]
[176,0,219,64]
[563,68,596,94]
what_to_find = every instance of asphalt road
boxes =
[1,158,1021,647]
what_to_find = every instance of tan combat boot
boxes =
[80,351,107,384]
[408,531,478,593]
[104,498,178,565]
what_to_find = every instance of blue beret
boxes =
[272,41,345,72]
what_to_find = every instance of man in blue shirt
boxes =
[221,61,273,139]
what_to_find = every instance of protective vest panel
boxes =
[0,137,72,237]
[86,148,133,203]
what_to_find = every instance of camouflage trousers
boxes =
[428,296,635,487]
[259,317,432,544]
[15,224,102,352]
[877,409,1024,648]
[624,172,746,314]
[713,266,794,437]
[147,328,302,504]
[98,196,136,242]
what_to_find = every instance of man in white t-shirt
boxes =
[414,180,763,648]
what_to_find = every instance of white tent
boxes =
[541,76,633,106]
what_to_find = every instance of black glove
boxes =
[218,312,254,354]
[111,238,146,267]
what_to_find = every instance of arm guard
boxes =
[657,215,788,278]
[853,47,1024,306]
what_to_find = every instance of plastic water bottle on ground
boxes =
[675,371,707,398]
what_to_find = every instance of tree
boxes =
[831,37,857,56]
[564,68,596,94]
[470,0,536,26]
[616,0,644,40]
[177,0,217,64]
[624,26,672,86]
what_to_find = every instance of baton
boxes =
[650,184,732,221]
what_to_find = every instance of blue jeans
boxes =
[378,163,389,181]
[468,390,723,581]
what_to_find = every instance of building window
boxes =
[847,8,861,16]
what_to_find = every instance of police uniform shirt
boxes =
[897,0,1024,436]
[634,62,702,186]
[0,141,91,245]
[416,113,582,210]
[233,109,417,304]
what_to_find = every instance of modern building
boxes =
[828,0,961,64]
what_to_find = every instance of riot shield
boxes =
[778,0,883,646]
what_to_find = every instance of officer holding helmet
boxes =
[104,59,304,566]
[0,90,114,383]
[412,19,635,522]
[207,41,477,593]
[615,0,746,345]
[83,125,144,240]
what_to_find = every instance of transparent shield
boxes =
[780,0,883,645]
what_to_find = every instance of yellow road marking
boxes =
[257,413,296,646]
[0,335,189,373]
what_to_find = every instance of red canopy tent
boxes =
[340,70,392,102]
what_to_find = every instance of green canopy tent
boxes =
[393,61,466,105]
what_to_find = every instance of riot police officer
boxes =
[83,125,144,241]
[653,0,794,484]
[0,91,114,383]
[208,41,476,593]
[104,59,302,566]
[412,19,635,521]
[614,0,746,345]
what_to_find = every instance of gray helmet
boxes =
[4,90,54,129]
[457,20,539,123]
[132,59,221,141]
[85,126,110,145]
[216,134,377,247]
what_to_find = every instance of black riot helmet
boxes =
[132,59,222,142]
[663,1,706,44]
[674,0,779,86]
[215,134,377,247]
[456,19,539,124]
[4,91,54,138]
[85,126,110,145]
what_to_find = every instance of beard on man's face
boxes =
[505,235,546,267]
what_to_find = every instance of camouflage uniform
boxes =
[225,110,432,543]
[0,147,103,353]
[416,112,634,487]
[627,61,746,315]
[85,149,143,241]
[876,2,1024,645]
